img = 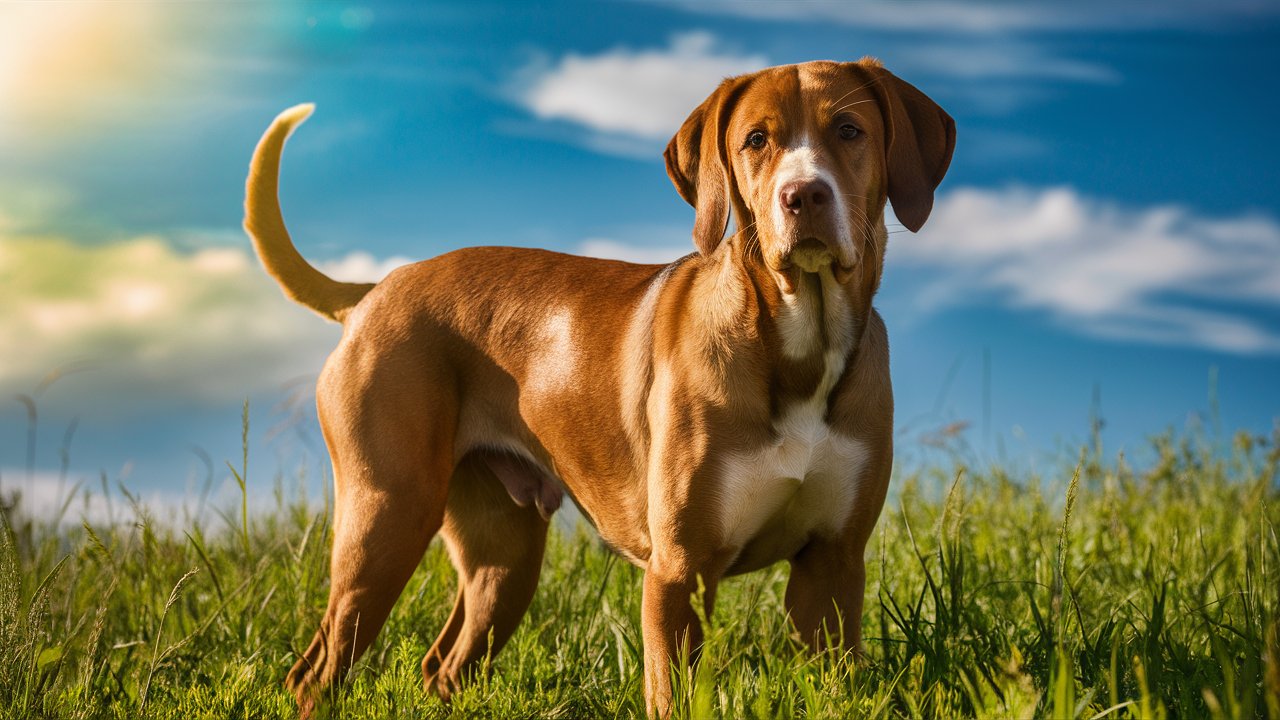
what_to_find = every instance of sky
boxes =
[1,0,1278,518]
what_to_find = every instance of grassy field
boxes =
[1,426,1277,719]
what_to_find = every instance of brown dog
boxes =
[244,58,953,717]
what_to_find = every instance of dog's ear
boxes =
[665,76,746,256]
[866,66,956,233]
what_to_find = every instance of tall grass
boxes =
[0,424,1276,718]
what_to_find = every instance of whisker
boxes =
[835,76,884,103]
[833,98,878,115]
[828,75,885,113]
[828,86,863,109]
[839,192,872,203]
[732,219,763,261]
[845,203,883,271]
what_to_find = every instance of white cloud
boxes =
[0,467,315,528]
[645,0,1278,32]
[892,186,1280,354]
[578,238,689,265]
[319,250,415,282]
[0,234,409,413]
[1,469,174,528]
[509,29,1114,139]
[577,187,1280,354]
[513,32,767,151]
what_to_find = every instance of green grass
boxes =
[1,427,1277,719]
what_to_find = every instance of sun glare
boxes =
[0,3,167,136]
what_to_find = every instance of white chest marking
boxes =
[717,400,867,555]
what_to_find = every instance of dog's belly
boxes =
[717,402,867,575]
[451,382,654,563]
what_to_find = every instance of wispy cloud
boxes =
[510,31,767,154]
[891,42,1119,84]
[886,40,1121,115]
[892,186,1280,354]
[0,233,409,414]
[644,0,1279,32]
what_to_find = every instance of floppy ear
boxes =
[869,68,956,233]
[664,77,745,255]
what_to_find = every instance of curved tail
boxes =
[244,104,374,324]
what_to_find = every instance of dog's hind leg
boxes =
[286,353,457,718]
[421,453,550,700]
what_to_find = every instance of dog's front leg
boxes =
[640,384,726,716]
[640,457,721,716]
[784,433,892,655]
[641,561,714,718]
[785,534,869,653]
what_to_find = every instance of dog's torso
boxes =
[337,242,889,576]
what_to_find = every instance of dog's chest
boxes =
[717,399,866,569]
[715,272,867,569]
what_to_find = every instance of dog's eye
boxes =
[839,123,860,140]
[745,131,767,149]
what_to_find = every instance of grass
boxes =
[0,424,1277,719]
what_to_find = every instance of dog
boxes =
[244,57,953,717]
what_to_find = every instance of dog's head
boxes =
[665,59,954,293]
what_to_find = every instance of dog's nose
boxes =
[779,179,831,215]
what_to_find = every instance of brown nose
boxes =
[779,179,831,215]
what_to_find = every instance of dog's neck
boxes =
[701,228,882,344]
[677,225,884,409]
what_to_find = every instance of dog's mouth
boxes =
[787,238,835,273]
[773,238,857,292]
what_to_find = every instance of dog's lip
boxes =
[772,259,857,273]
[773,251,857,276]
[769,257,858,295]
[769,234,859,276]
[778,238,857,272]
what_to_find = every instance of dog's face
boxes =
[665,59,955,293]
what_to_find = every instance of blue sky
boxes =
[1,1,1278,516]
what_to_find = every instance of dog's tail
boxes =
[244,104,374,324]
